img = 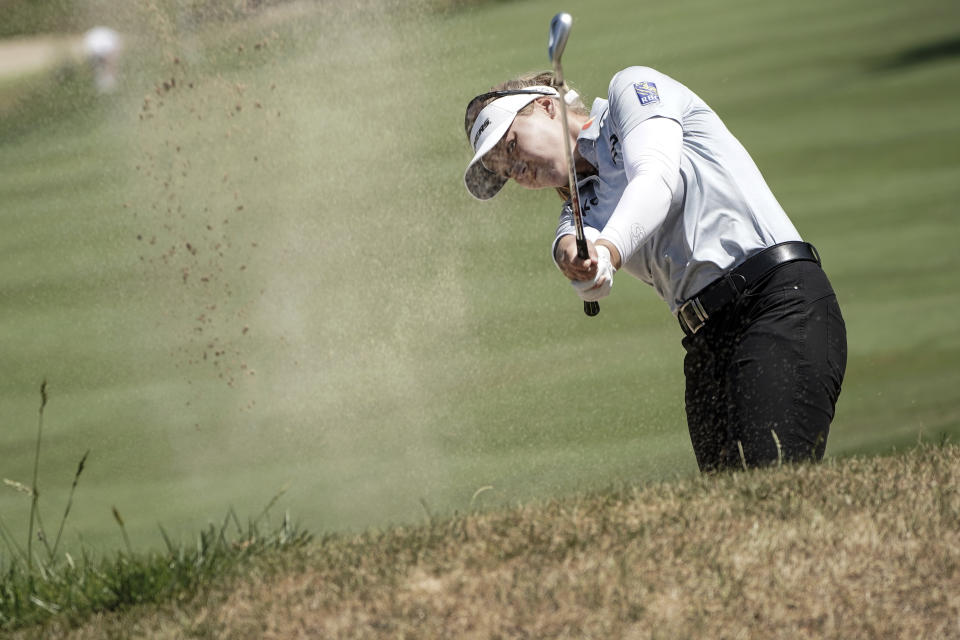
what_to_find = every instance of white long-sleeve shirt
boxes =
[553,66,801,312]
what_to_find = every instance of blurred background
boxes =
[2,0,958,551]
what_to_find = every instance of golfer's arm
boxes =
[598,117,682,270]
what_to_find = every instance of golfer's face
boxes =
[482,102,568,190]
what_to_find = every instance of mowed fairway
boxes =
[1,0,959,552]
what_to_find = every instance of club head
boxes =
[548,12,572,64]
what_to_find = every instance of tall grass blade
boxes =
[33,509,53,559]
[51,450,91,560]
[470,485,494,511]
[0,515,28,562]
[771,430,783,467]
[228,507,243,536]
[27,380,48,576]
[217,510,234,548]
[28,594,60,615]
[158,524,176,555]
[419,497,434,524]
[112,506,133,555]
[252,485,288,527]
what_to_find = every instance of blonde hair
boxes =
[464,71,590,201]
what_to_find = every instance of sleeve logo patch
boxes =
[634,81,660,106]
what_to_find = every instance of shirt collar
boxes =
[576,98,608,168]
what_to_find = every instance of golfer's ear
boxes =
[539,96,557,116]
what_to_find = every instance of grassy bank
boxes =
[8,442,958,638]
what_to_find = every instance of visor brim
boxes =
[462,117,513,200]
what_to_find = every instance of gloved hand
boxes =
[570,245,615,302]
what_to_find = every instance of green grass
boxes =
[1,0,959,559]
[1,505,308,632]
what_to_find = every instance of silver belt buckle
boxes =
[679,297,709,334]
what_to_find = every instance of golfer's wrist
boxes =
[595,239,621,270]
[553,234,576,265]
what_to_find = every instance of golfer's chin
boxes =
[516,167,565,191]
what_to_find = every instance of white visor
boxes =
[463,86,558,200]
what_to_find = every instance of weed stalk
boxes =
[50,450,90,559]
[771,430,783,467]
[112,506,134,555]
[27,381,48,576]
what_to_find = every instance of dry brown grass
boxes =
[18,444,960,639]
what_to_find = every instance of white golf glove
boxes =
[570,245,615,302]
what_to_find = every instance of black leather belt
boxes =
[678,241,821,336]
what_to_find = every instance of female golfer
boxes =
[463,67,847,472]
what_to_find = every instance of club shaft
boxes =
[552,59,599,317]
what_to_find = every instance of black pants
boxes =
[681,260,847,472]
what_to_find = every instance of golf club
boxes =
[549,12,599,317]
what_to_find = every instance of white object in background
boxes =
[83,26,121,93]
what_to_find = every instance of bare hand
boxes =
[554,235,598,282]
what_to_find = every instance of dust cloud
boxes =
[114,0,484,536]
